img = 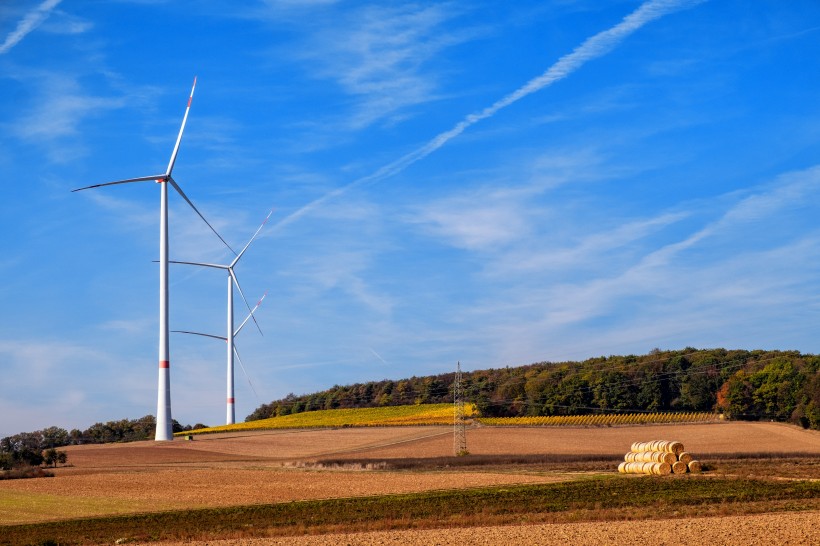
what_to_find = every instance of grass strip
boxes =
[2,476,819,545]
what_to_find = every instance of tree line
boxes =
[0,415,207,470]
[246,348,820,430]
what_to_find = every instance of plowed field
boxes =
[140,510,820,546]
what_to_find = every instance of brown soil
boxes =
[139,510,820,546]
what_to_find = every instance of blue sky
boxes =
[2,0,820,437]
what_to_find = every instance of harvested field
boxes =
[59,421,820,470]
[1,421,818,539]
[140,510,820,546]
[324,421,820,460]
[0,468,565,524]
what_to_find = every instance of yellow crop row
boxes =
[476,412,719,427]
[178,403,476,435]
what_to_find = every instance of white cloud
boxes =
[292,3,475,130]
[457,164,820,365]
[411,189,535,252]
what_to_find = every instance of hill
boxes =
[247,348,820,430]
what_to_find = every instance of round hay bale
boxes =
[648,440,660,451]
[678,452,693,465]
[624,462,638,474]
[631,441,642,452]
[657,440,670,452]
[669,441,684,455]
[672,461,687,474]
[688,460,702,474]
[641,462,655,474]
[618,462,627,473]
[661,452,676,465]
[656,462,672,475]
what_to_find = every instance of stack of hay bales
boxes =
[618,440,702,475]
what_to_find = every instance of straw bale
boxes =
[656,462,672,475]
[678,452,693,464]
[672,461,687,474]
[669,441,684,455]
[618,462,627,473]
[661,452,676,465]
[651,452,665,463]
[687,460,702,474]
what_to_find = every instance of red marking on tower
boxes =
[159,360,170,369]
[227,397,235,404]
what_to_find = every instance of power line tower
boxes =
[454,361,468,456]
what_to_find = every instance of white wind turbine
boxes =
[170,210,272,424]
[73,77,234,441]
[173,292,267,425]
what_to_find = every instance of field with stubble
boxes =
[1,421,819,545]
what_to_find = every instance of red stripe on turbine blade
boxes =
[227,398,235,404]
[159,360,170,369]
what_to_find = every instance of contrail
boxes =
[369,347,389,365]
[271,0,705,233]
[0,0,63,55]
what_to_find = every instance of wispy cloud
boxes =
[462,164,820,363]
[292,3,473,130]
[0,0,62,55]
[273,0,706,233]
[12,75,124,141]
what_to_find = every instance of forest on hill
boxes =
[247,348,820,430]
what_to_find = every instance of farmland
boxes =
[1,421,819,544]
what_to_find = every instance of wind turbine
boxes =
[170,210,272,424]
[174,291,266,424]
[73,77,234,441]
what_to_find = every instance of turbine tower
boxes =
[73,77,234,441]
[171,210,271,424]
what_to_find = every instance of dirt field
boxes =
[1,421,819,533]
[140,510,820,546]
[54,420,820,469]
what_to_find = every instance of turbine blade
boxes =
[231,208,274,267]
[165,76,197,177]
[233,345,260,404]
[234,291,267,337]
[167,259,228,270]
[231,270,263,336]
[168,177,237,255]
[72,175,165,192]
[171,330,227,341]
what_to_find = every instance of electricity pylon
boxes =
[454,361,468,456]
